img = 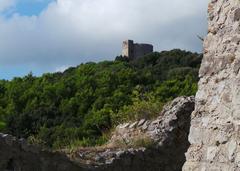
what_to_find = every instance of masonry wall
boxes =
[122,40,153,59]
[134,44,153,59]
[183,0,240,170]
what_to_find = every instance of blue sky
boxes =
[0,0,209,80]
[1,0,54,17]
[1,0,54,79]
[15,0,54,16]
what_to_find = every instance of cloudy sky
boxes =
[0,0,208,79]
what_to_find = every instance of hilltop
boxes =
[0,49,202,149]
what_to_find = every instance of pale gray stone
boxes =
[129,121,138,129]
[137,119,146,126]
[119,123,130,129]
[207,146,219,161]
[234,8,240,22]
[183,0,240,170]
[227,139,237,161]
[141,120,150,130]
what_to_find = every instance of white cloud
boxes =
[0,0,15,12]
[0,0,209,76]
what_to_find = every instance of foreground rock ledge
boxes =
[0,96,194,171]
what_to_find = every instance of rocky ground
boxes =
[0,96,195,171]
[68,96,195,171]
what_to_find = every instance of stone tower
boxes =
[122,40,134,59]
[183,0,240,170]
[122,40,153,59]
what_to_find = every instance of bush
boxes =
[111,92,163,125]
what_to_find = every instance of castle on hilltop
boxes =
[122,40,153,59]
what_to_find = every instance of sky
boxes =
[0,0,209,80]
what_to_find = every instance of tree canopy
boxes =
[0,49,202,149]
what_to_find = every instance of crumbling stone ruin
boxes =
[183,0,240,170]
[0,133,82,171]
[122,40,153,59]
[71,96,194,171]
[4,0,238,169]
[0,96,194,171]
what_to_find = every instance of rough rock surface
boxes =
[71,96,195,171]
[0,96,194,171]
[183,0,240,170]
[0,133,84,171]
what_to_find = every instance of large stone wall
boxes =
[183,0,240,170]
[133,43,153,59]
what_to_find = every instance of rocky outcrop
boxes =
[0,133,84,171]
[183,0,240,170]
[0,96,194,171]
[70,96,195,171]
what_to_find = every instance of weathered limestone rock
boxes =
[71,96,195,171]
[183,0,240,170]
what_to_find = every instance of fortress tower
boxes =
[122,40,153,59]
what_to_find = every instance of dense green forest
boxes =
[0,49,202,149]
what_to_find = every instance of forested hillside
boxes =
[0,49,202,149]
